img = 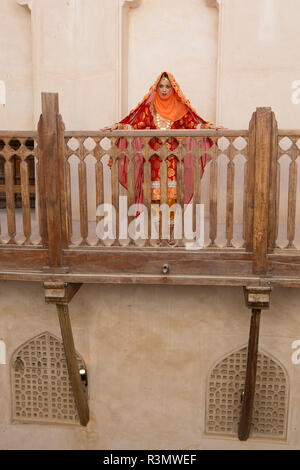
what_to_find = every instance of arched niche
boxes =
[11,331,87,425]
[206,345,289,440]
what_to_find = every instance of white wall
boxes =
[0,0,33,130]
[29,0,119,129]
[127,0,218,124]
[1,281,300,449]
[218,0,300,129]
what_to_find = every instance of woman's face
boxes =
[158,77,172,99]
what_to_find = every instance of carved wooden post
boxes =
[252,107,277,272]
[267,112,279,253]
[239,108,277,440]
[245,108,278,257]
[38,92,68,270]
[238,287,271,441]
[44,282,89,426]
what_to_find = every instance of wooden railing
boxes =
[0,93,300,285]
[63,129,250,249]
[1,94,300,438]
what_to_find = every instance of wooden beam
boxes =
[238,286,271,441]
[252,107,274,274]
[43,282,88,426]
[38,93,68,271]
[56,302,89,426]
[238,307,261,441]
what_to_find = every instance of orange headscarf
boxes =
[153,87,188,122]
[120,71,209,127]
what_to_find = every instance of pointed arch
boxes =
[11,331,87,425]
[205,344,289,439]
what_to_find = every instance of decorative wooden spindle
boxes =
[191,150,201,244]
[95,138,104,246]
[143,140,152,247]
[57,114,68,249]
[4,156,16,244]
[266,113,278,253]
[110,137,120,246]
[225,138,235,248]
[274,161,280,248]
[65,156,73,244]
[242,157,249,249]
[286,139,298,249]
[175,138,184,246]
[127,138,136,246]
[209,147,218,247]
[20,157,31,244]
[159,139,168,246]
[78,139,88,246]
[244,113,256,253]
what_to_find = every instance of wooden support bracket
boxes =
[43,282,89,426]
[238,286,272,441]
[44,282,82,304]
[243,286,272,310]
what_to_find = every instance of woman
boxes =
[105,71,215,243]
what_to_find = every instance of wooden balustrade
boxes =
[62,131,250,249]
[3,95,300,438]
[0,94,300,285]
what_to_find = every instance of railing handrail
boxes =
[64,129,248,138]
[2,95,300,274]
[0,131,38,138]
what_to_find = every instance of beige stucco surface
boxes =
[0,281,300,449]
[1,0,300,450]
[0,0,33,129]
[127,0,218,124]
[1,0,300,130]
[217,0,300,128]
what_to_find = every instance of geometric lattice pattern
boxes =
[206,347,288,439]
[11,332,87,425]
[64,134,249,248]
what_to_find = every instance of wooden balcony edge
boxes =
[0,131,38,138]
[0,269,300,287]
[0,128,299,138]
[0,128,298,139]
[64,129,249,138]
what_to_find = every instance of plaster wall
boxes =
[0,281,300,449]
[126,0,218,124]
[0,0,33,130]
[217,0,300,129]
[28,0,119,130]
[1,0,300,130]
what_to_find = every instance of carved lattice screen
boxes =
[11,332,87,425]
[206,346,288,439]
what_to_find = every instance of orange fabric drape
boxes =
[153,88,188,122]
[109,71,214,214]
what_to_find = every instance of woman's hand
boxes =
[100,123,119,131]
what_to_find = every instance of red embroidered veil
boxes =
[113,71,213,210]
